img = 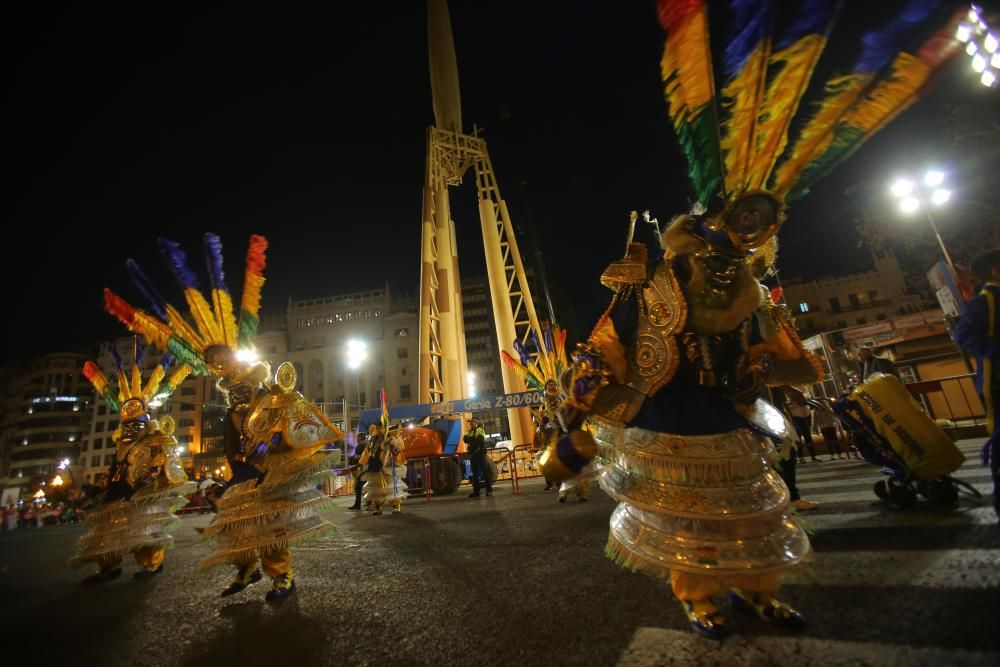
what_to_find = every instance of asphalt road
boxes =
[1,439,997,667]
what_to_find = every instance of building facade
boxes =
[0,353,92,501]
[781,249,925,338]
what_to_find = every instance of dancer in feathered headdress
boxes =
[104,234,343,601]
[71,339,195,582]
[502,322,600,501]
[542,0,965,639]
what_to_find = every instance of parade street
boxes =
[2,439,997,667]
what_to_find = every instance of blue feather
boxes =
[722,0,772,78]
[134,337,144,368]
[775,0,840,51]
[529,330,544,359]
[544,325,555,355]
[513,340,530,366]
[159,353,174,369]
[853,0,941,73]
[158,239,201,290]
[110,345,123,371]
[126,259,169,320]
[202,232,230,295]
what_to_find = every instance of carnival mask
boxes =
[227,381,259,413]
[119,419,148,446]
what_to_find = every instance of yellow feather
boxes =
[241,272,265,317]
[721,41,770,193]
[772,72,871,196]
[661,7,714,123]
[165,304,206,353]
[212,289,238,349]
[166,364,193,393]
[839,53,930,139]
[131,363,142,398]
[183,287,222,346]
[141,365,166,404]
[116,368,130,402]
[748,35,826,190]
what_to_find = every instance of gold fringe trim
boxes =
[200,519,334,571]
[202,495,333,538]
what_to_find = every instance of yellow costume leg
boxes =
[221,557,263,597]
[134,545,164,571]
[261,549,291,578]
[261,549,295,600]
[669,569,731,638]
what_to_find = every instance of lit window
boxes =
[799,301,809,313]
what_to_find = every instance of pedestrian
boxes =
[857,345,898,382]
[953,247,1000,525]
[360,422,407,515]
[811,398,844,460]
[464,418,492,497]
[348,433,368,511]
[785,396,819,463]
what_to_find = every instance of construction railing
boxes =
[905,373,987,436]
[510,444,542,494]
[402,456,435,502]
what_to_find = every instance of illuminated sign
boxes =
[31,396,79,404]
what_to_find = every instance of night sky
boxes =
[7,1,998,365]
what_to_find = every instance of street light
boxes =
[467,371,476,398]
[345,339,368,426]
[889,168,956,275]
[955,4,999,87]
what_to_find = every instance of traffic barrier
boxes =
[509,444,542,494]
[904,373,987,438]
[403,456,435,502]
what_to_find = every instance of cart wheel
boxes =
[874,480,890,501]
[926,479,958,505]
[890,484,918,509]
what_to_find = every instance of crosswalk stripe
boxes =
[616,628,999,667]
[803,508,997,530]
[796,474,993,492]
[784,549,1000,589]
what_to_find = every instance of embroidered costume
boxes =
[104,234,342,600]
[541,1,964,638]
[361,389,407,514]
[71,343,194,581]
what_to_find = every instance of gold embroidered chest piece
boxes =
[625,260,687,397]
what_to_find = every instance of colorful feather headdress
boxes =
[659,0,964,226]
[103,234,268,382]
[82,337,193,421]
[501,322,569,401]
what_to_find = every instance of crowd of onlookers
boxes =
[3,500,85,529]
[1,483,108,531]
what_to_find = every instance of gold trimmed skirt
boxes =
[595,423,809,579]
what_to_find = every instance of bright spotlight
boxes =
[957,23,972,42]
[236,348,259,364]
[985,32,998,54]
[973,53,987,72]
[346,339,368,370]
[923,170,944,187]
[967,41,979,55]
[983,70,998,87]
[931,189,951,205]
[890,179,914,198]
[900,197,921,214]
